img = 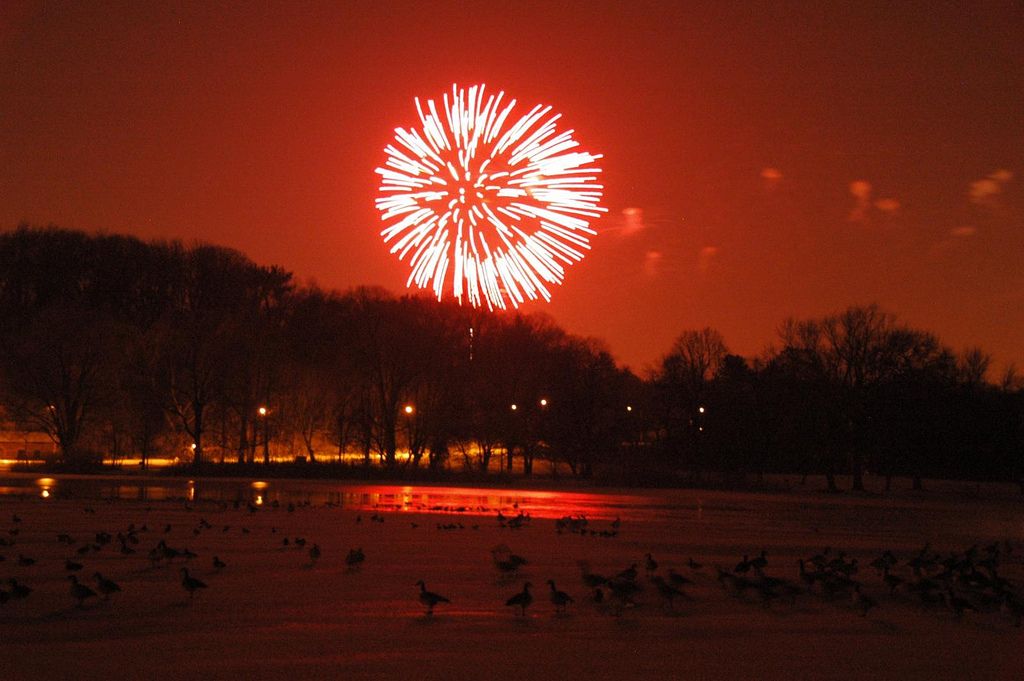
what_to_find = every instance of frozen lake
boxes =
[1,475,1021,679]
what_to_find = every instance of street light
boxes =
[258,406,270,464]
[539,398,548,407]
[510,403,518,411]
[404,404,414,415]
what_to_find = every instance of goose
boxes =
[882,571,904,595]
[943,588,976,618]
[716,567,743,593]
[345,547,363,569]
[907,577,942,606]
[17,554,36,567]
[757,574,801,604]
[180,568,207,598]
[831,557,859,577]
[547,580,573,613]
[65,559,84,572]
[506,582,533,615]
[68,575,97,606]
[797,559,819,589]
[869,551,897,574]
[615,563,638,583]
[651,575,688,609]
[578,562,607,588]
[820,573,856,600]
[416,581,450,615]
[1000,593,1023,627]
[213,556,227,571]
[93,572,121,599]
[644,553,658,577]
[8,578,32,599]
[156,540,179,562]
[734,555,751,574]
[686,557,703,571]
[668,569,692,588]
[604,578,642,615]
[493,550,527,578]
[809,548,831,571]
[750,550,768,573]
[852,584,876,616]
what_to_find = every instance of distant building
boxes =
[0,409,57,461]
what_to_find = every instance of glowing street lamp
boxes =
[698,406,705,414]
[258,406,270,464]
[404,404,415,415]
[510,403,518,411]
[539,398,548,407]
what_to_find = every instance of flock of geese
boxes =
[0,504,340,608]
[413,516,1024,625]
[1,502,1023,628]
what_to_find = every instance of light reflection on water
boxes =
[2,475,1016,539]
[0,475,657,520]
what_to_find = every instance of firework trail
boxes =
[375,84,605,310]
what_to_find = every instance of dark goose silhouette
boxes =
[506,582,533,615]
[547,580,573,613]
[416,580,450,615]
[68,575,97,607]
[94,572,121,599]
[180,568,207,598]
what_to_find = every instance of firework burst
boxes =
[375,84,605,310]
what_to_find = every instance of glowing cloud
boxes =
[697,246,719,272]
[621,207,646,236]
[848,180,872,222]
[643,250,663,277]
[874,198,901,213]
[760,167,782,182]
[375,84,606,310]
[968,169,1013,206]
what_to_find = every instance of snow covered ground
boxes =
[1,479,1021,680]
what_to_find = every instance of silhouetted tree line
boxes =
[1,226,1021,490]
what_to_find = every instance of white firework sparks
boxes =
[375,84,605,310]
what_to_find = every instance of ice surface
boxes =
[1,478,1021,680]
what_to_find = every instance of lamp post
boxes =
[403,405,416,466]
[258,406,269,464]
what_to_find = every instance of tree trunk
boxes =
[522,446,534,477]
[237,414,248,464]
[479,444,492,473]
[851,459,865,491]
[192,402,203,473]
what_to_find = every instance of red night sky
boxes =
[1,1,1021,373]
